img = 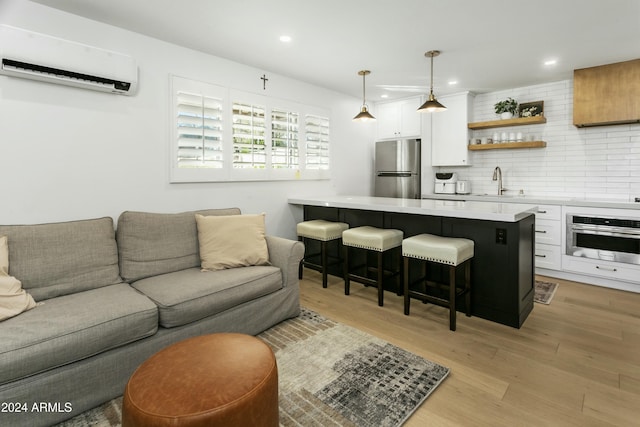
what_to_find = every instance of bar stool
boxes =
[402,234,474,331]
[297,219,349,288]
[342,226,403,306]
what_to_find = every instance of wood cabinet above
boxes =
[573,58,640,127]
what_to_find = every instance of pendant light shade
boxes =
[353,70,376,121]
[418,50,447,113]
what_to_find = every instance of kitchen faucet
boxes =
[492,166,506,195]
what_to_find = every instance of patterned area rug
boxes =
[534,280,559,304]
[55,308,449,427]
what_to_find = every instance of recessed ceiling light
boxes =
[448,80,458,85]
[544,59,557,66]
[279,35,292,43]
[381,94,389,99]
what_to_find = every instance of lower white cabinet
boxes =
[535,219,562,246]
[535,243,561,270]
[562,255,640,283]
[532,204,562,270]
[431,92,474,166]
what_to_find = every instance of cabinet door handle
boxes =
[596,265,617,272]
[535,230,547,233]
[537,210,547,214]
[535,254,547,258]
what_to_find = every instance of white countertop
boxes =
[421,193,640,211]
[288,195,537,222]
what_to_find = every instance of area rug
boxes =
[55,308,449,427]
[534,280,559,304]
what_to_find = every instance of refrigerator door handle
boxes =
[377,172,413,177]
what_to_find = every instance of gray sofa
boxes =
[0,208,304,427]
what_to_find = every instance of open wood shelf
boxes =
[468,115,547,130]
[468,141,546,150]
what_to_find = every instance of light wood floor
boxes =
[298,269,640,426]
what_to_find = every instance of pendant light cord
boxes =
[430,54,435,97]
[362,73,367,106]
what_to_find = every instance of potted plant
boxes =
[494,97,518,119]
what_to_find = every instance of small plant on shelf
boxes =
[494,97,518,119]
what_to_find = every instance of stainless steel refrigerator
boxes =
[374,139,421,199]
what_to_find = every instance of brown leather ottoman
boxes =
[122,333,278,427]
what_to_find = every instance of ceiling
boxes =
[30,0,640,101]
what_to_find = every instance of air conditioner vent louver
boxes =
[2,58,132,92]
[0,25,137,95]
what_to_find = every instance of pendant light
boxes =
[353,70,376,121]
[417,50,447,113]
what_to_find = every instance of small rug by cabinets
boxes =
[534,280,559,304]
[55,308,449,427]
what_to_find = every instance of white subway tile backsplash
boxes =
[440,79,640,201]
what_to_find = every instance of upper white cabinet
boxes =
[376,96,422,140]
[431,92,474,166]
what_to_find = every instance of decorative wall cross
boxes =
[260,74,269,90]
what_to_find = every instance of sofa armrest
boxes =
[265,236,304,288]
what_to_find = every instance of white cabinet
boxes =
[532,205,562,270]
[376,97,422,140]
[431,92,474,166]
[562,256,640,284]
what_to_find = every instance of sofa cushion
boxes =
[131,266,282,328]
[0,283,158,386]
[117,208,241,282]
[0,218,122,301]
[196,213,269,271]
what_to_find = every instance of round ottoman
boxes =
[122,333,278,427]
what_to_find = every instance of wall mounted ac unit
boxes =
[0,25,138,96]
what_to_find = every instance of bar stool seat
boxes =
[297,220,349,288]
[342,226,403,306]
[403,234,474,331]
[403,234,474,265]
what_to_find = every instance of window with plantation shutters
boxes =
[170,75,330,182]
[305,114,330,170]
[232,102,266,169]
[170,76,228,183]
[271,109,299,169]
[176,92,224,169]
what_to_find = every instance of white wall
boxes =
[0,0,375,239]
[441,80,640,202]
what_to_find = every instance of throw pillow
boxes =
[0,235,8,275]
[195,213,269,271]
[0,235,37,322]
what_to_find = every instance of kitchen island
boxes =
[289,195,538,328]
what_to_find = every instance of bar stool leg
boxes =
[449,265,456,331]
[465,260,471,317]
[395,246,404,296]
[403,257,410,315]
[377,251,384,307]
[344,245,350,295]
[321,241,328,288]
[298,236,304,279]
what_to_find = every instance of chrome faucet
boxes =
[492,166,506,195]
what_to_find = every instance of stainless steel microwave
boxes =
[566,213,640,265]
